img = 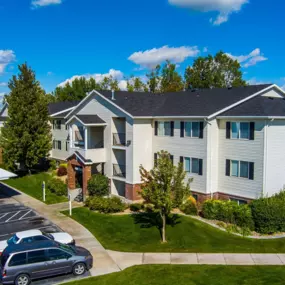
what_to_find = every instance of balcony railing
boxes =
[113,133,126,146]
[113,164,126,178]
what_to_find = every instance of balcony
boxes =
[113,164,126,178]
[113,133,126,146]
[70,147,106,163]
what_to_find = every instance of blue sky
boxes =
[0,0,285,96]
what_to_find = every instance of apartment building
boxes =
[3,84,285,203]
[48,84,285,203]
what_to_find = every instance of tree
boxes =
[0,63,51,172]
[126,76,148,92]
[147,65,161,93]
[139,151,191,243]
[185,51,247,90]
[160,61,184,93]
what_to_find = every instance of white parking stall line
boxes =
[19,210,32,220]
[0,213,8,220]
[5,211,20,222]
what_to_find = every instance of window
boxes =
[47,249,71,261]
[226,160,254,180]
[27,250,47,264]
[54,120,61,130]
[58,141,61,150]
[66,141,69,151]
[32,236,49,242]
[155,121,174,137]
[227,122,254,140]
[53,140,62,150]
[181,121,203,138]
[183,157,203,175]
[230,198,248,205]
[9,253,27,267]
[65,123,69,130]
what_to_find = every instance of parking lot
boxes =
[0,190,90,285]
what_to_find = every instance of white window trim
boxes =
[230,122,250,140]
[184,122,200,138]
[230,160,250,179]
[184,157,200,175]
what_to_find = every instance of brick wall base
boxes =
[125,183,142,201]
[191,191,253,204]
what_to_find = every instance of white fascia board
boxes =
[218,116,285,119]
[64,90,134,120]
[0,103,8,117]
[50,107,76,118]
[207,85,275,120]
[133,116,206,119]
[66,115,107,126]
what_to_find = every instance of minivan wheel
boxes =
[15,274,31,285]
[73,263,86,276]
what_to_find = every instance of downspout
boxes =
[204,118,212,198]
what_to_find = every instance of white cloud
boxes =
[226,48,268,68]
[247,78,269,86]
[31,0,61,8]
[128,45,200,69]
[169,0,248,25]
[47,71,53,76]
[0,82,7,87]
[0,50,16,74]
[281,78,285,91]
[58,69,127,90]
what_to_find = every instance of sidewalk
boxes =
[107,251,285,270]
[1,183,120,277]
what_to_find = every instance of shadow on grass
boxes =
[131,213,181,239]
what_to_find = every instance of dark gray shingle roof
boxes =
[76,115,106,124]
[220,96,285,117]
[99,85,271,117]
[48,101,80,115]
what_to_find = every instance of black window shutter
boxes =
[199,122,204,139]
[180,122,185,137]
[171,121,175,137]
[199,159,203,176]
[52,120,55,129]
[154,121,158,136]
[102,163,105,175]
[249,162,254,180]
[226,122,231,139]
[250,122,255,140]
[226,159,231,176]
[170,155,174,164]
[154,153,158,167]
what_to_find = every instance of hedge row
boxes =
[85,196,126,213]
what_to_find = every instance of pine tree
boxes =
[0,63,51,172]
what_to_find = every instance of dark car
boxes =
[0,240,93,285]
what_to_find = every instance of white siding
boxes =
[264,119,285,196]
[206,119,219,194]
[153,120,208,193]
[133,119,153,183]
[51,119,69,161]
[261,89,284,98]
[217,119,264,199]
[69,94,134,181]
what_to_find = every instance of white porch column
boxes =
[69,125,73,149]
[84,127,88,151]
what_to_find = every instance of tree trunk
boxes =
[161,212,167,243]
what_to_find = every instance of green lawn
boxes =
[65,265,285,285]
[64,207,285,253]
[4,173,68,205]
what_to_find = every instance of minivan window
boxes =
[59,244,75,254]
[47,249,71,261]
[27,250,47,264]
[7,235,20,246]
[8,253,26,267]
[0,254,10,267]
[32,236,49,242]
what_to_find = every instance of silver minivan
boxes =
[0,240,93,285]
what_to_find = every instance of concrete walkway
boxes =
[107,251,285,270]
[0,183,120,277]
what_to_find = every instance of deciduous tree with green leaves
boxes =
[0,63,52,172]
[185,51,247,90]
[139,151,191,243]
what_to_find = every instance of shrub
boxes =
[180,198,198,216]
[85,196,126,213]
[57,166,67,177]
[47,178,67,196]
[130,203,143,212]
[59,163,68,169]
[250,191,285,234]
[87,174,109,197]
[202,199,254,230]
[49,159,57,171]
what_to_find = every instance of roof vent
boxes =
[111,90,115,100]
